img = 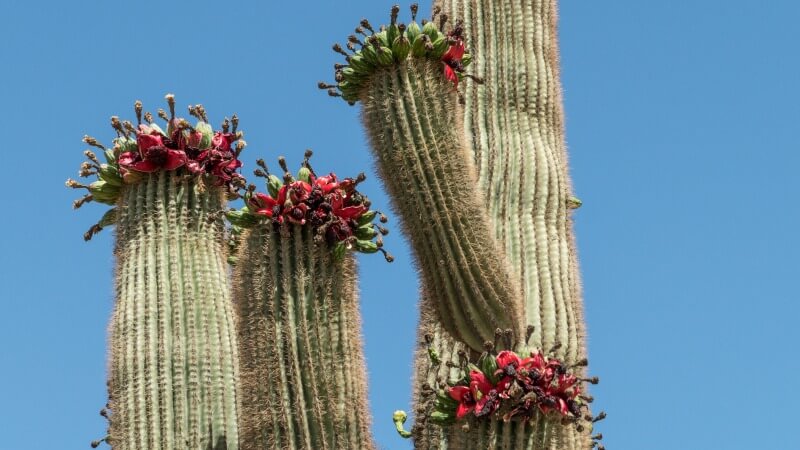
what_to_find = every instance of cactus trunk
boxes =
[233,225,374,450]
[108,172,240,450]
[361,59,524,352]
[411,0,591,448]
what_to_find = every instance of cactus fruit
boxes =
[323,6,524,353]
[229,154,390,449]
[69,96,244,449]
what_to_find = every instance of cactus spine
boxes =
[361,58,524,351]
[410,0,591,448]
[109,172,240,449]
[233,225,374,450]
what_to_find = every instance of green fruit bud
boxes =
[357,210,378,226]
[225,209,259,228]
[479,353,500,385]
[98,207,118,228]
[462,53,472,68]
[267,175,283,198]
[195,122,213,149]
[98,164,123,187]
[422,21,439,40]
[89,180,120,205]
[332,241,347,260]
[429,411,455,425]
[431,35,449,58]
[149,123,166,137]
[392,35,411,62]
[348,54,373,73]
[114,136,138,154]
[297,167,312,183]
[386,25,399,47]
[355,225,378,240]
[406,21,421,42]
[567,196,583,209]
[104,148,117,165]
[376,30,391,48]
[342,67,366,84]
[360,44,381,66]
[377,46,395,66]
[411,35,429,57]
[392,410,412,439]
[355,239,379,253]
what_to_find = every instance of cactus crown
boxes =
[319,3,476,104]
[67,94,247,240]
[226,151,393,261]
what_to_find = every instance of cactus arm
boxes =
[233,225,374,450]
[360,58,524,351]
[108,172,240,449]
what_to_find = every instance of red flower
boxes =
[495,350,523,393]
[287,181,312,203]
[441,39,466,88]
[448,370,495,419]
[249,193,277,217]
[119,131,186,173]
[313,173,340,194]
[328,190,367,221]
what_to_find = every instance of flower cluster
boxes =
[428,348,604,437]
[320,4,476,104]
[226,153,393,261]
[66,95,246,241]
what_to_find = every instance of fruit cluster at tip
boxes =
[427,347,603,433]
[226,151,393,262]
[66,94,247,241]
[319,3,473,104]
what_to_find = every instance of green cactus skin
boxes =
[108,171,240,449]
[360,58,524,352]
[409,0,592,448]
[233,225,374,450]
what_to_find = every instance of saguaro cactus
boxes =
[69,97,245,449]
[228,155,391,449]
[323,3,603,449]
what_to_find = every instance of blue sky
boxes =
[1,1,798,449]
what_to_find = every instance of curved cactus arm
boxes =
[323,7,525,351]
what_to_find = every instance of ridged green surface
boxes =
[410,0,590,448]
[233,225,374,450]
[361,59,524,352]
[108,172,240,450]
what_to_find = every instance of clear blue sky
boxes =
[1,1,798,449]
